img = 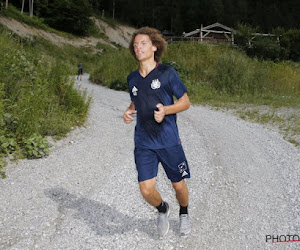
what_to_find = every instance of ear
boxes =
[153,45,157,52]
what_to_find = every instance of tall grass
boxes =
[89,42,300,147]
[0,27,90,177]
[90,42,300,107]
[90,47,138,90]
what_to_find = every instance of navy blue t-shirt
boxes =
[127,64,187,149]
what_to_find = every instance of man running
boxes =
[123,27,191,237]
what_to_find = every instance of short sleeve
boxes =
[168,67,188,99]
[127,74,134,101]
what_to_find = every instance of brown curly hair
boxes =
[129,27,167,62]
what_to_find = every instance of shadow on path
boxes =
[44,187,177,238]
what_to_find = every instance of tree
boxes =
[29,0,33,17]
[5,0,8,9]
[42,0,93,36]
[21,0,25,14]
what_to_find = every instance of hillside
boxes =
[0,16,136,49]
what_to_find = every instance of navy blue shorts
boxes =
[134,144,190,183]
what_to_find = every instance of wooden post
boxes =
[200,24,203,42]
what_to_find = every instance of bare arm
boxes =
[123,101,137,124]
[154,93,190,123]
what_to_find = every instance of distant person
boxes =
[123,27,191,237]
[77,62,83,80]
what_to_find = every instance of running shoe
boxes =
[157,202,170,237]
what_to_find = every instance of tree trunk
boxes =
[112,0,115,19]
[29,0,34,17]
[21,0,25,14]
[5,0,8,9]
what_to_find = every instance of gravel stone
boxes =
[0,74,299,249]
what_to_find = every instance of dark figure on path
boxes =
[77,62,83,80]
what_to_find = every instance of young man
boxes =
[123,27,191,237]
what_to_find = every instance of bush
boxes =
[0,27,90,178]
[22,134,50,159]
[110,80,128,91]
[247,36,281,61]
[209,50,263,95]
[280,29,300,62]
[90,47,137,89]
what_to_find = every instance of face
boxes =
[133,34,157,62]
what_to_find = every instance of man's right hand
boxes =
[123,108,137,124]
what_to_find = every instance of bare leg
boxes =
[172,179,189,207]
[139,177,162,207]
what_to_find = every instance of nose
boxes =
[135,43,141,50]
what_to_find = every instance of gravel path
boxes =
[1,74,299,250]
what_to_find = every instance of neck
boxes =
[139,59,157,77]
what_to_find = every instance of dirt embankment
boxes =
[0,16,136,49]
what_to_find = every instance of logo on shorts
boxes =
[178,161,188,177]
[151,79,161,89]
[132,86,138,96]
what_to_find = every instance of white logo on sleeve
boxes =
[151,79,161,89]
[132,86,138,96]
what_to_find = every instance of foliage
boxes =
[234,24,300,62]
[6,0,300,36]
[234,23,258,48]
[90,47,137,90]
[38,0,94,36]
[0,134,18,155]
[208,50,264,95]
[1,5,61,34]
[91,42,300,107]
[0,26,90,178]
[280,29,300,62]
[22,134,50,159]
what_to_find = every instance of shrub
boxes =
[209,50,263,95]
[247,36,281,61]
[0,27,90,178]
[110,80,128,91]
[90,47,137,89]
[280,29,300,62]
[22,134,51,159]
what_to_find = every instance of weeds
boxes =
[90,42,300,147]
[0,26,90,178]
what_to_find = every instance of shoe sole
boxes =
[180,227,191,236]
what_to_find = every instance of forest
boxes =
[3,0,300,62]
[4,0,300,34]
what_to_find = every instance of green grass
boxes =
[0,25,91,178]
[89,42,300,147]
[90,42,300,106]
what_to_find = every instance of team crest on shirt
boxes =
[151,79,161,89]
[132,86,138,96]
[178,161,188,177]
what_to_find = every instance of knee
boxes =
[172,180,186,193]
[140,185,155,199]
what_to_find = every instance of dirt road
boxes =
[0,74,299,249]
